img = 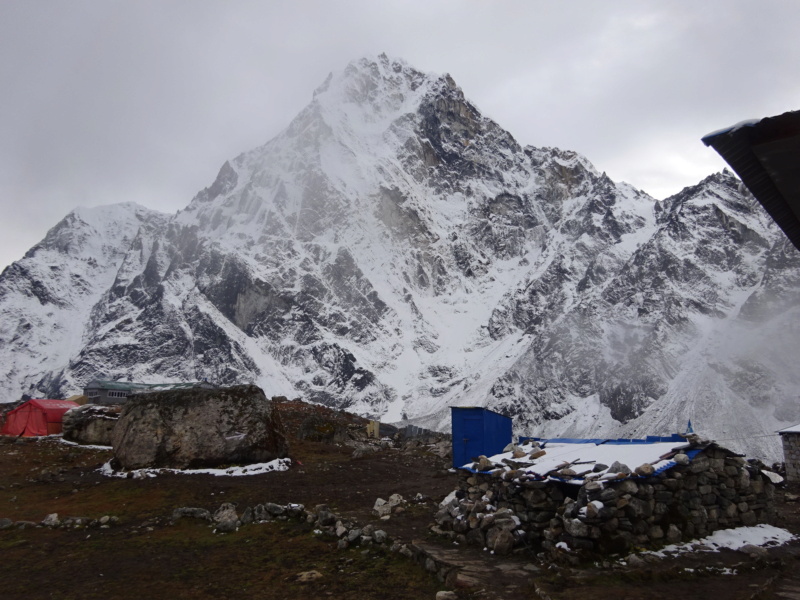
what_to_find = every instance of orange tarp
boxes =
[0,399,79,437]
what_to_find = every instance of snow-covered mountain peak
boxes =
[2,56,799,461]
[319,54,427,100]
[178,55,515,249]
[22,203,166,263]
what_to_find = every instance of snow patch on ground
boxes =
[647,524,795,557]
[99,458,291,478]
[56,437,112,451]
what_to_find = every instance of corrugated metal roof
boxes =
[85,380,215,392]
[461,437,697,484]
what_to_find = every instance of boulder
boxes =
[213,503,239,522]
[213,502,240,533]
[111,385,288,470]
[316,509,336,526]
[373,529,388,543]
[63,404,120,446]
[430,440,452,458]
[352,445,377,459]
[253,505,272,522]
[673,453,690,465]
[295,570,323,582]
[374,498,391,517]
[264,503,285,516]
[564,518,591,538]
[477,456,495,471]
[739,543,768,558]
[41,513,60,528]
[626,554,647,568]
[347,528,362,543]
[666,524,682,543]
[486,527,515,554]
[609,461,631,475]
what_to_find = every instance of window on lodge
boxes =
[87,390,100,398]
[107,390,129,398]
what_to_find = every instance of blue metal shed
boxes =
[451,407,513,469]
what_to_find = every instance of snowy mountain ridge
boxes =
[1,54,798,460]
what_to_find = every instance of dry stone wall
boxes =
[781,433,800,482]
[435,445,776,555]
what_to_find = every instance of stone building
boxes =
[83,380,216,405]
[779,424,800,482]
[435,436,777,555]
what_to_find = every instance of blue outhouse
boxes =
[451,407,513,469]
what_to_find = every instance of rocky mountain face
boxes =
[1,54,798,460]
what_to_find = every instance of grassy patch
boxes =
[0,519,442,600]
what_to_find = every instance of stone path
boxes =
[409,539,544,598]
[772,571,800,599]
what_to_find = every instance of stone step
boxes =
[408,538,540,597]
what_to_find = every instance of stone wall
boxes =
[781,433,800,483]
[435,445,776,555]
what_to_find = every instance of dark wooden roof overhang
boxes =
[702,110,800,251]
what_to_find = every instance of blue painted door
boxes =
[461,415,484,466]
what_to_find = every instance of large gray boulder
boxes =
[63,404,120,446]
[111,385,288,470]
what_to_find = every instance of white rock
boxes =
[41,513,60,528]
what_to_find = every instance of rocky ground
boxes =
[2,399,800,599]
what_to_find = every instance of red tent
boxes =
[0,399,79,437]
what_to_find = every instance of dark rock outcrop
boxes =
[111,385,288,469]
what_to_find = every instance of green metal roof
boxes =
[85,380,215,392]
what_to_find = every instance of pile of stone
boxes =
[171,501,305,533]
[434,441,777,555]
[165,499,476,591]
[351,433,452,461]
[400,437,452,459]
[170,500,398,552]
[351,438,393,458]
[373,493,407,518]
[434,489,531,555]
[296,414,366,445]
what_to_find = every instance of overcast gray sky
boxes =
[1,1,798,271]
